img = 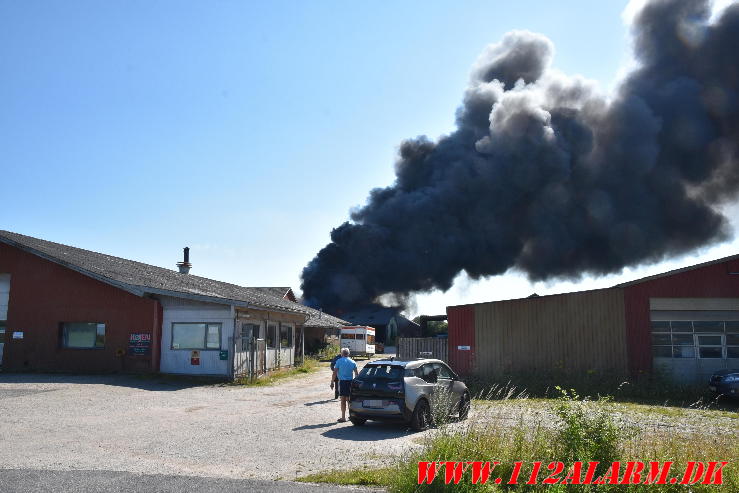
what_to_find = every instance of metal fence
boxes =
[233,337,267,379]
[397,337,448,362]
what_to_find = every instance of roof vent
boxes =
[177,247,192,274]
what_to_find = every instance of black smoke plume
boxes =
[302,0,739,310]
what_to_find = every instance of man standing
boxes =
[329,353,341,399]
[330,347,358,423]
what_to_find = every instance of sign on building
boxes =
[128,333,152,356]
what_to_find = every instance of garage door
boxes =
[651,309,739,384]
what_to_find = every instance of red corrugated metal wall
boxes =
[447,305,475,375]
[624,259,739,375]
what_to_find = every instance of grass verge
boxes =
[297,388,738,492]
[231,357,320,387]
[296,467,397,486]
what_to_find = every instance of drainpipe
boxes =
[229,305,236,381]
[265,314,269,374]
[301,322,305,366]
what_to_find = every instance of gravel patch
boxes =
[0,366,424,480]
[470,398,739,437]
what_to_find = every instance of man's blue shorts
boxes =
[338,380,352,397]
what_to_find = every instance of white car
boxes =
[349,358,470,430]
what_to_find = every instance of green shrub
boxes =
[315,343,340,361]
[383,389,737,493]
[552,387,624,480]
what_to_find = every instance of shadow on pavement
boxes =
[304,399,335,406]
[321,422,416,441]
[292,422,337,431]
[0,372,224,391]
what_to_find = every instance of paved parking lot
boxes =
[0,365,424,485]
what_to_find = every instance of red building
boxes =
[0,237,162,373]
[447,254,739,384]
[0,230,312,375]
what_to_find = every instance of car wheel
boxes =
[458,392,470,420]
[350,417,366,426]
[410,399,432,431]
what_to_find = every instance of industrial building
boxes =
[447,254,739,384]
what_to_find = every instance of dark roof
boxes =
[614,252,739,287]
[0,230,307,315]
[251,287,293,300]
[249,285,348,328]
[341,306,420,331]
[341,306,401,326]
[302,308,350,329]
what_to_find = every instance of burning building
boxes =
[302,0,739,318]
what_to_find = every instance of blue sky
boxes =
[2,0,737,316]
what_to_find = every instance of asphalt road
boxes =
[0,469,382,493]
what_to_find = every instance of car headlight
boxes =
[724,374,739,383]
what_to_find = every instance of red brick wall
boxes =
[0,243,161,372]
[624,259,739,375]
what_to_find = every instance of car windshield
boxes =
[359,364,404,380]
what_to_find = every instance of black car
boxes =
[709,369,739,398]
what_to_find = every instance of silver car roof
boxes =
[367,358,445,369]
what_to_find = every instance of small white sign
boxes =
[12,331,24,340]
[457,345,470,351]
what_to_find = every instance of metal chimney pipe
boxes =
[177,246,192,274]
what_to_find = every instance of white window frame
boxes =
[651,318,739,360]
[171,322,222,351]
[696,333,725,359]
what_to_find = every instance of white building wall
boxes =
[159,296,233,376]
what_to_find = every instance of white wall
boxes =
[159,296,233,376]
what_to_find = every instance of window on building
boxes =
[266,323,278,348]
[280,324,293,348]
[694,321,724,333]
[697,334,723,359]
[62,322,105,349]
[727,332,739,358]
[651,316,739,360]
[671,333,695,358]
[171,323,221,350]
[241,323,260,351]
[0,320,6,344]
